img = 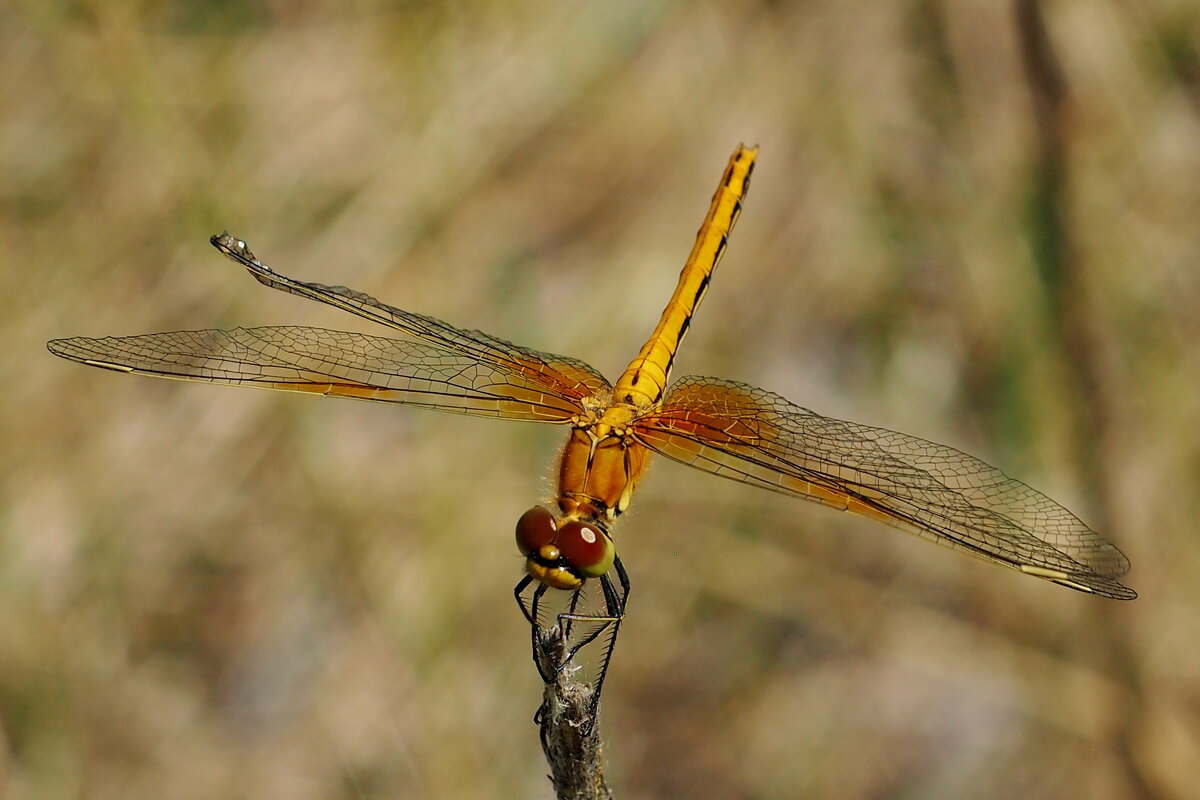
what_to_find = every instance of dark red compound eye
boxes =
[555,521,615,578]
[515,506,557,557]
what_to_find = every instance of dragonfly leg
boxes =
[518,580,562,683]
[515,557,633,725]
[518,559,633,736]
[560,585,585,642]
[514,574,538,625]
[556,555,629,661]
[563,557,631,734]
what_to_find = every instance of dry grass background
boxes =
[3,1,1200,798]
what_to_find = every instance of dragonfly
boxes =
[47,145,1135,698]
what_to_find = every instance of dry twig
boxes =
[532,625,613,800]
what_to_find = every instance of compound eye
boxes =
[556,521,615,578]
[515,507,557,557]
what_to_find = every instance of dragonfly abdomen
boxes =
[612,145,757,407]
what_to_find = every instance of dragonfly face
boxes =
[515,506,615,591]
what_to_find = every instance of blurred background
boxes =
[3,1,1199,798]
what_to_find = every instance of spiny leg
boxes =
[515,558,632,727]
[570,558,631,734]
[514,574,539,626]
[516,577,561,683]
[561,584,585,642]
[556,586,620,665]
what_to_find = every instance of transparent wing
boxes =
[210,233,611,402]
[47,325,598,421]
[634,376,1135,599]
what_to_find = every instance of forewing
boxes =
[47,326,595,421]
[634,376,1135,599]
[211,233,611,402]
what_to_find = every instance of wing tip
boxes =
[48,336,137,372]
[1020,565,1137,600]
[1057,578,1138,601]
[211,231,272,277]
[47,336,90,362]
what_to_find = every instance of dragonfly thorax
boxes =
[515,506,615,591]
[557,418,652,526]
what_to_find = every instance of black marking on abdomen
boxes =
[712,234,728,266]
[677,315,691,341]
[692,270,712,306]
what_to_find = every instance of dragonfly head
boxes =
[515,506,615,590]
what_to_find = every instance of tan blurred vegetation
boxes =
[4,0,1200,798]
